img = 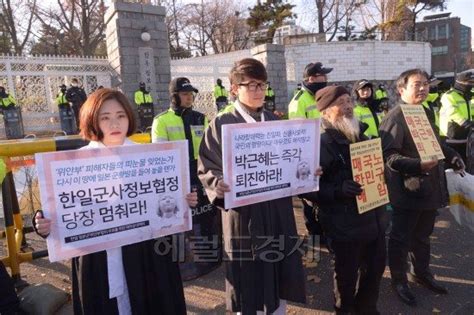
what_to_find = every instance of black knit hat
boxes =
[316,86,350,112]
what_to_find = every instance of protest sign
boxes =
[401,105,444,162]
[222,119,320,208]
[35,141,191,262]
[350,138,389,214]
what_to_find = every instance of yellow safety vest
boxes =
[0,95,16,108]
[422,92,440,128]
[288,88,320,119]
[354,104,381,138]
[56,92,68,106]
[439,89,474,137]
[214,85,228,99]
[151,108,208,160]
[375,89,388,100]
[134,90,153,106]
[265,88,275,98]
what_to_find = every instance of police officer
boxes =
[264,81,276,111]
[353,79,383,139]
[134,82,154,130]
[439,70,474,161]
[56,84,77,135]
[0,86,16,112]
[214,78,229,112]
[56,84,68,109]
[152,77,216,279]
[65,78,87,128]
[288,62,333,119]
[422,75,443,129]
[374,84,388,101]
[303,86,387,314]
[293,83,302,96]
[288,62,332,236]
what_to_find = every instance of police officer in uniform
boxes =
[0,86,16,112]
[65,78,87,129]
[422,75,443,130]
[439,70,474,161]
[264,81,276,111]
[56,84,77,135]
[288,62,333,119]
[134,82,154,131]
[353,79,383,139]
[0,86,24,139]
[288,62,332,236]
[152,77,218,280]
[214,78,229,112]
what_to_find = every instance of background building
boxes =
[415,13,472,75]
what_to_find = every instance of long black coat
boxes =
[303,120,387,242]
[198,105,306,314]
[72,238,186,315]
[379,104,459,211]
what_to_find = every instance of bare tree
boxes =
[0,0,37,54]
[36,0,106,56]
[312,0,365,42]
[178,0,249,56]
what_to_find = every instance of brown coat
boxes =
[198,105,306,313]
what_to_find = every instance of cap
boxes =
[428,75,442,86]
[354,79,373,91]
[456,71,474,84]
[59,84,67,89]
[139,82,146,87]
[315,86,350,112]
[170,77,199,94]
[304,62,333,79]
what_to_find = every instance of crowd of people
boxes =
[0,56,472,315]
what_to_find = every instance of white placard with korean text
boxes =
[35,141,191,262]
[222,119,320,209]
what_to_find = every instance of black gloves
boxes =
[337,180,363,199]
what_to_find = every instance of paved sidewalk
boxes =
[2,206,473,314]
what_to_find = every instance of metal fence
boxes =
[0,54,112,138]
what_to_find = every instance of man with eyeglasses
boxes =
[288,62,332,237]
[379,69,465,307]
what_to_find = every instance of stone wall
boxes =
[251,44,288,111]
[105,2,171,113]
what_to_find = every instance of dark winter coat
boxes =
[379,104,459,211]
[198,104,306,314]
[303,119,387,242]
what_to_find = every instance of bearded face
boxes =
[321,94,360,143]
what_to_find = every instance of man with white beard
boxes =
[302,86,388,314]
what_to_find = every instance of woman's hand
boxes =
[34,211,51,237]
[185,192,198,208]
[216,179,230,199]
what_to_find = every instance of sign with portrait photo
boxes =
[35,141,191,262]
[350,138,390,214]
[222,119,320,209]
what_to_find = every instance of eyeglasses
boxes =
[238,82,268,92]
